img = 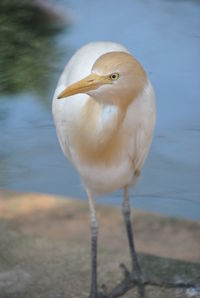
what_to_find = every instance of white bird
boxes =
[52,41,156,298]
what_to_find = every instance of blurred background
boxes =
[0,0,199,220]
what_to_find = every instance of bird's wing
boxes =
[123,79,156,174]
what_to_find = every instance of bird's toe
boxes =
[89,293,106,298]
[119,263,132,280]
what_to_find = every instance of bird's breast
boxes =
[68,97,125,167]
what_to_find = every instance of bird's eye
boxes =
[109,73,119,81]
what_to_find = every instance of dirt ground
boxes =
[0,190,199,298]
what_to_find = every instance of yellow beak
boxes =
[57,73,110,99]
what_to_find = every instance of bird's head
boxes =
[57,51,147,107]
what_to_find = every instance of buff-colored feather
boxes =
[52,42,156,196]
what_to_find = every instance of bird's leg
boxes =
[87,190,100,298]
[122,186,145,297]
[122,186,140,273]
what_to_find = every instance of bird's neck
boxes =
[82,97,125,144]
[70,97,126,165]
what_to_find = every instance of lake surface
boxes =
[0,0,200,220]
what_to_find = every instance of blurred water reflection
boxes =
[0,0,67,96]
[0,0,199,220]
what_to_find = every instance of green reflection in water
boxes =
[0,0,67,96]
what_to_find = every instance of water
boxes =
[0,0,200,220]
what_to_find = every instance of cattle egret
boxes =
[52,41,156,298]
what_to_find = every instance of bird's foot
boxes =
[99,263,146,298]
[120,263,146,283]
[91,263,199,298]
[120,263,146,297]
[89,293,106,298]
[89,287,107,298]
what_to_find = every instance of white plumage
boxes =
[52,41,156,196]
[52,41,156,297]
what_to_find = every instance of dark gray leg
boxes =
[90,217,98,297]
[122,186,145,297]
[87,190,99,298]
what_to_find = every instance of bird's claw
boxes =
[119,262,146,284]
[119,263,146,297]
[119,263,131,280]
[89,293,106,298]
[89,287,107,298]
[100,283,108,296]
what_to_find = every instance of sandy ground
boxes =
[0,190,199,298]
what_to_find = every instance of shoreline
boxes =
[0,189,199,297]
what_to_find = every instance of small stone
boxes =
[186,287,200,298]
[0,269,31,294]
